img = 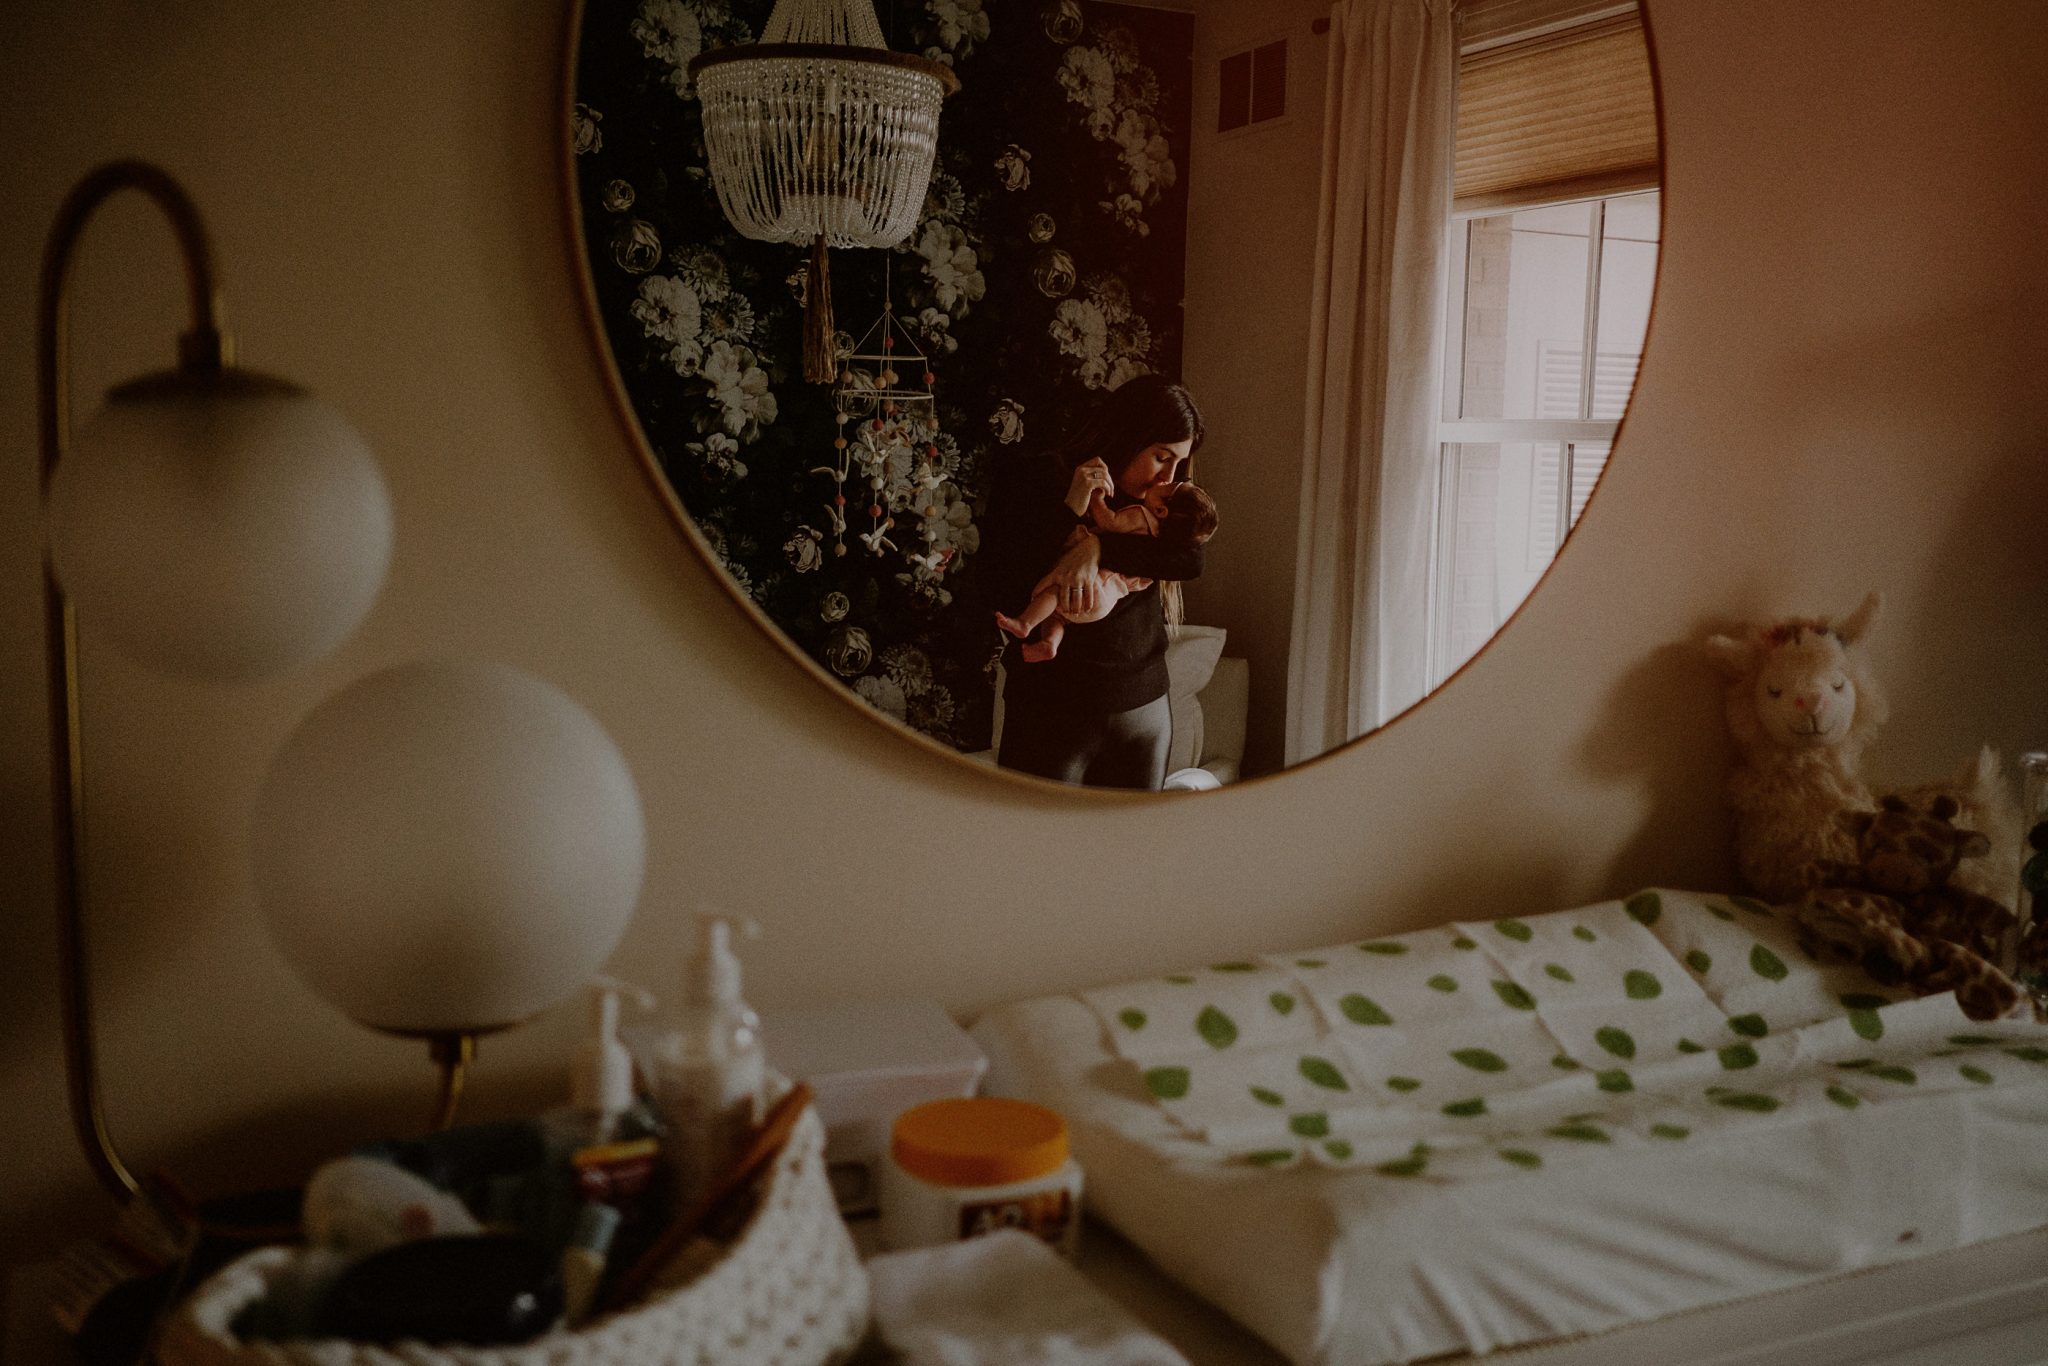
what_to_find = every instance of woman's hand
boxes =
[1050,531,1104,617]
[1064,458,1114,516]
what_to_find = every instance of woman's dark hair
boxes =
[1049,374,1206,479]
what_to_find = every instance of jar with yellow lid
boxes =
[877,1097,1084,1257]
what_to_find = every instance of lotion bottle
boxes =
[651,913,766,1217]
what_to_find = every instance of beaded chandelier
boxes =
[690,0,960,382]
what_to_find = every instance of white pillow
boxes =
[1163,626,1226,774]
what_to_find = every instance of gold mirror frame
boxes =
[555,0,1667,801]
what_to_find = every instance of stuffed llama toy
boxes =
[1702,591,2019,908]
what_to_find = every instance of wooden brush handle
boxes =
[603,1082,815,1311]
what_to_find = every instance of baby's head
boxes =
[1158,482,1219,547]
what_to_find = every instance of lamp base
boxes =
[426,1032,477,1133]
[373,1024,518,1132]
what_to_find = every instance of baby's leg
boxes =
[996,587,1062,640]
[1021,618,1065,663]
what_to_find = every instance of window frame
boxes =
[1426,185,1656,686]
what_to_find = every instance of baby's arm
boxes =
[1089,497,1157,536]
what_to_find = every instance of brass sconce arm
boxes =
[37,160,234,1203]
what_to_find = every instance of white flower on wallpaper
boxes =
[701,340,778,438]
[869,645,954,740]
[915,221,986,316]
[881,644,935,695]
[785,526,825,571]
[1050,297,1109,384]
[1056,23,1179,227]
[993,143,1032,191]
[1116,62,1162,117]
[674,244,732,301]
[612,218,664,274]
[630,274,701,344]
[929,429,965,483]
[909,687,957,737]
[988,398,1025,443]
[702,292,757,345]
[923,170,968,226]
[919,481,981,560]
[1051,274,1154,390]
[700,522,758,600]
[1042,0,1084,45]
[1100,193,1150,237]
[630,0,705,95]
[856,423,920,511]
[1097,24,1141,74]
[912,306,959,355]
[573,104,604,154]
[926,0,990,58]
[692,431,749,481]
[1114,109,1177,200]
[854,674,910,721]
[630,273,708,376]
[1057,45,1118,138]
[1106,319,1154,389]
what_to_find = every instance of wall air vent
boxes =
[1218,39,1286,133]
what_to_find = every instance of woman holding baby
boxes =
[980,375,1218,790]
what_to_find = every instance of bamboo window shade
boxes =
[1454,13,1659,211]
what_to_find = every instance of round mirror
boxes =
[566,0,1662,793]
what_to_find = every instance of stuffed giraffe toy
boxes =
[1794,795,2021,1021]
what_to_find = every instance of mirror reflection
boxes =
[570,0,1660,791]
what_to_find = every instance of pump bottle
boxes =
[650,913,766,1216]
[545,978,661,1149]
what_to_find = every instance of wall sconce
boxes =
[37,161,645,1216]
[39,160,395,1203]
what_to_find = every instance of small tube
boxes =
[560,1201,622,1328]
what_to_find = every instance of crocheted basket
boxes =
[159,1106,869,1366]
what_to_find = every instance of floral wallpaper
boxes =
[573,0,1194,751]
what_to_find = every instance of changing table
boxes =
[970,890,2048,1364]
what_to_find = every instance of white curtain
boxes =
[1285,0,1458,765]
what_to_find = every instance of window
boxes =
[1217,40,1287,133]
[1429,188,1660,683]
[1421,1,1659,687]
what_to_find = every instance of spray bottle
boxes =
[650,912,765,1217]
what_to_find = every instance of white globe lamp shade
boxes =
[250,661,646,1036]
[47,372,393,682]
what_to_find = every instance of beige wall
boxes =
[3,1,2045,1260]
[1180,0,1329,776]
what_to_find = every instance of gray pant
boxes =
[997,693,1171,790]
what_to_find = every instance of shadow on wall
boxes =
[1763,294,2048,781]
[1400,806,1579,929]
[1576,638,1738,896]
[1899,424,2048,781]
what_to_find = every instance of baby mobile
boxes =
[811,260,962,594]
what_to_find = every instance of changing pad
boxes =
[969,890,2048,1364]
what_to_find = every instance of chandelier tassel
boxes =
[804,233,836,384]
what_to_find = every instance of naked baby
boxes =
[995,479,1219,663]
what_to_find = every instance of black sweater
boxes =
[979,449,1204,715]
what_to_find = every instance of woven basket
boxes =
[159,1106,869,1366]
